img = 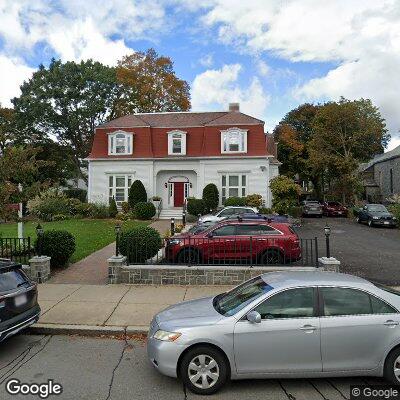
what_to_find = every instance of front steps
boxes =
[159,208,184,220]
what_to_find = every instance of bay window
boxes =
[221,128,247,153]
[108,175,133,205]
[221,174,247,203]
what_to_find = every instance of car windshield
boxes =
[213,276,274,316]
[368,205,388,212]
[0,268,29,292]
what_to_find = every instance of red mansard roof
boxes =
[89,111,272,159]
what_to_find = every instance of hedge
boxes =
[134,202,156,220]
[187,198,205,216]
[223,197,247,206]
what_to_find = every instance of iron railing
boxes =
[122,236,319,267]
[0,237,34,265]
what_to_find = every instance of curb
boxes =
[29,323,149,337]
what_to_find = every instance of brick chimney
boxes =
[229,103,240,112]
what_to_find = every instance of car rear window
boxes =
[0,268,29,292]
[373,282,400,297]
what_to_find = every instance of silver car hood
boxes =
[156,296,223,327]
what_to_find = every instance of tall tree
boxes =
[12,59,120,180]
[310,98,389,202]
[116,48,191,114]
[0,106,16,152]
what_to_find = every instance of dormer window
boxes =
[108,131,133,155]
[168,130,186,155]
[221,127,247,153]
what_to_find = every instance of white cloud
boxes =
[191,64,269,119]
[0,56,34,106]
[256,60,270,77]
[196,0,400,145]
[199,54,214,67]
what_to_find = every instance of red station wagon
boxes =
[165,220,301,265]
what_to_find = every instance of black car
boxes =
[357,204,398,228]
[0,259,40,342]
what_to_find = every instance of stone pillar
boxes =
[29,256,51,283]
[318,257,341,272]
[108,255,127,284]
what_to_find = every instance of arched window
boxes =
[108,131,133,155]
[221,127,247,153]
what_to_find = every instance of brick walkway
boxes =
[48,220,173,285]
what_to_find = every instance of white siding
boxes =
[88,157,275,208]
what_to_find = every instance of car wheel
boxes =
[356,216,361,223]
[180,346,228,395]
[177,248,200,264]
[384,348,400,385]
[260,249,284,265]
[368,219,374,227]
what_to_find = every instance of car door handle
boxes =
[300,325,317,332]
[384,320,399,327]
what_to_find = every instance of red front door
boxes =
[173,182,185,207]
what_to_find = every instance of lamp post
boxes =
[36,224,44,257]
[170,218,175,236]
[182,211,186,227]
[115,224,122,257]
[324,224,331,258]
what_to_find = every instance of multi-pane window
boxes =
[221,128,247,153]
[108,131,133,155]
[108,175,133,205]
[168,130,186,155]
[221,174,247,203]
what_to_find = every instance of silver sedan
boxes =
[147,271,400,395]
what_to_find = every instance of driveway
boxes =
[297,217,400,285]
[0,334,386,400]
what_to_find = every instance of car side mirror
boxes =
[207,232,214,238]
[247,311,261,324]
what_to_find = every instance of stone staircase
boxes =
[159,207,183,220]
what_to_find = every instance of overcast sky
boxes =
[1,0,399,150]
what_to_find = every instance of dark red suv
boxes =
[322,201,348,217]
[165,220,301,265]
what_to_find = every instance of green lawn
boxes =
[0,219,150,264]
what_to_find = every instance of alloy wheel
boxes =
[394,355,400,382]
[188,354,220,389]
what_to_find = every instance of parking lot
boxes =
[0,334,387,400]
[297,216,400,285]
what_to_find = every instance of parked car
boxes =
[301,200,323,217]
[223,213,290,224]
[357,204,397,228]
[0,259,40,342]
[187,222,218,235]
[198,206,258,224]
[322,201,348,217]
[148,271,400,394]
[165,219,301,265]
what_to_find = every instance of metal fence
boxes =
[0,237,34,265]
[122,236,319,267]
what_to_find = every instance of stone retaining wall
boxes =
[116,265,320,285]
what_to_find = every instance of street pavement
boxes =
[297,216,400,285]
[0,334,387,400]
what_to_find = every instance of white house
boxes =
[87,103,280,218]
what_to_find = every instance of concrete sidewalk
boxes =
[33,283,230,335]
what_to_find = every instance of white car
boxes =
[198,206,258,223]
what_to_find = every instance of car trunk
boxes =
[0,262,38,321]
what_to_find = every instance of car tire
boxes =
[260,249,284,265]
[177,248,200,264]
[356,216,361,223]
[384,347,400,385]
[368,219,374,227]
[180,346,228,395]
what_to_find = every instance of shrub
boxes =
[175,223,184,233]
[187,198,205,216]
[246,194,263,208]
[128,180,147,208]
[258,207,272,214]
[152,196,161,201]
[119,226,162,263]
[53,214,69,221]
[90,203,110,219]
[28,189,70,221]
[75,202,96,217]
[134,202,156,220]
[36,230,76,268]
[288,206,303,218]
[223,197,246,206]
[389,204,400,223]
[109,198,118,218]
[66,198,82,216]
[186,213,198,223]
[270,176,301,215]
[202,184,219,212]
[121,202,130,214]
[64,188,87,203]
[115,212,130,221]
